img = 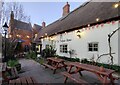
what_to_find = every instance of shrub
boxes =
[81,58,89,63]
[58,56,80,62]
[7,59,19,67]
[39,58,44,64]
[7,59,21,71]
[25,51,37,60]
[41,45,56,58]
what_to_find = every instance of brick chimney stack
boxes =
[9,11,14,36]
[10,11,14,20]
[62,2,70,17]
[42,21,46,28]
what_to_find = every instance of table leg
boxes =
[78,71,83,77]
[103,76,107,85]
[64,77,68,83]
[95,73,105,83]
[64,65,73,83]
[62,62,67,71]
[47,60,51,65]
[53,69,56,74]
[53,63,59,74]
[109,74,115,85]
[75,67,83,77]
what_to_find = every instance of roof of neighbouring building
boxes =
[36,1,120,41]
[33,24,42,33]
[14,19,32,32]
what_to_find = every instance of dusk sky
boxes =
[21,1,87,26]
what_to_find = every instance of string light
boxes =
[96,18,99,22]
[88,24,90,27]
[114,3,119,8]
[45,33,47,36]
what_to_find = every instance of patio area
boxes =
[18,58,120,84]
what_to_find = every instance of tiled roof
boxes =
[14,19,32,32]
[36,1,120,40]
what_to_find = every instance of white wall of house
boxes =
[41,21,119,65]
[118,23,120,66]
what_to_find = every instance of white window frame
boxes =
[88,42,99,52]
[60,44,68,53]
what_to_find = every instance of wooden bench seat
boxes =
[61,72,88,84]
[42,63,56,70]
[9,76,37,85]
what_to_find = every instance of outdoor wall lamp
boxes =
[27,35,30,38]
[2,22,9,62]
[76,30,81,38]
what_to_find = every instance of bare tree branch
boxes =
[0,2,31,28]
[96,27,120,65]
[108,27,120,64]
[96,53,115,62]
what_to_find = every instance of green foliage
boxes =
[41,45,56,58]
[25,51,37,60]
[57,56,80,62]
[38,58,44,64]
[2,39,16,61]
[7,59,19,67]
[2,38,22,61]
[81,58,89,63]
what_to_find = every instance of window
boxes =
[60,44,68,53]
[46,44,50,48]
[88,42,98,52]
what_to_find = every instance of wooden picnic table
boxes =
[42,57,67,74]
[62,62,116,85]
[9,76,37,85]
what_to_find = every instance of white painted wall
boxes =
[41,21,120,65]
[118,23,120,66]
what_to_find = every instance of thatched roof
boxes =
[36,1,120,41]
[33,24,42,34]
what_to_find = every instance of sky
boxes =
[21,1,87,26]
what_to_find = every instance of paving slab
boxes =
[18,59,120,84]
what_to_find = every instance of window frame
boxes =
[88,42,99,52]
[60,44,68,53]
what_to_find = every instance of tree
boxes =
[96,27,120,65]
[0,1,31,28]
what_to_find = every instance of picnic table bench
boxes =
[9,76,37,85]
[42,63,56,70]
[61,72,89,84]
[42,57,67,74]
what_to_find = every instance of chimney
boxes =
[10,11,14,20]
[62,2,70,17]
[42,21,46,28]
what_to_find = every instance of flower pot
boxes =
[15,63,21,71]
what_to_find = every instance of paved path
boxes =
[18,59,120,84]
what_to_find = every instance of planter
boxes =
[15,63,21,71]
